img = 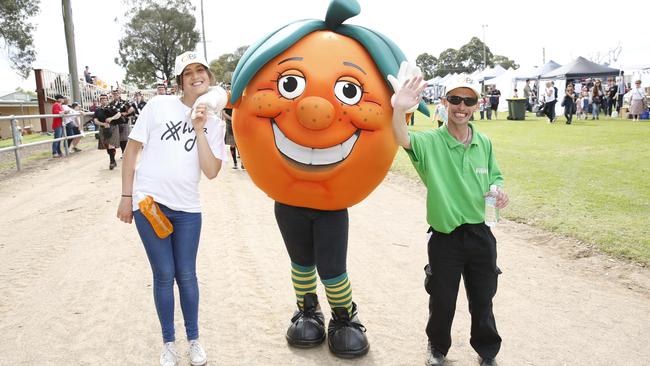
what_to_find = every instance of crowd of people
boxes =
[428,75,647,126]
[51,88,149,166]
[540,76,647,124]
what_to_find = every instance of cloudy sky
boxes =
[1,0,647,95]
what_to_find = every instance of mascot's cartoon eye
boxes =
[334,81,363,105]
[278,75,306,99]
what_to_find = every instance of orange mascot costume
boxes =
[230,0,428,358]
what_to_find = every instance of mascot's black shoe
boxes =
[327,303,369,358]
[286,293,326,347]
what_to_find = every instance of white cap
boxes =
[174,51,209,77]
[445,75,481,99]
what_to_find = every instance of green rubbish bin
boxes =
[506,98,527,120]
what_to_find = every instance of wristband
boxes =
[121,195,132,198]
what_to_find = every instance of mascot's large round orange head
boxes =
[231,0,428,210]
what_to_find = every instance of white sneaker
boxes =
[160,342,180,366]
[188,339,207,366]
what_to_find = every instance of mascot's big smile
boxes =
[230,28,429,210]
[271,120,360,166]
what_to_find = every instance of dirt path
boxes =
[0,149,648,365]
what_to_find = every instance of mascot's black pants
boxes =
[274,202,348,280]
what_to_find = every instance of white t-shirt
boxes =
[631,87,646,100]
[129,95,228,213]
[62,105,76,126]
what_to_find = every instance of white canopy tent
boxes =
[477,65,506,83]
[483,68,518,112]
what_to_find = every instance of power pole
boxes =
[62,0,80,102]
[200,0,208,61]
[542,47,546,65]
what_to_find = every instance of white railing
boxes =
[0,112,96,172]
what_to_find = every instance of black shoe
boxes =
[479,357,498,366]
[109,161,117,170]
[327,303,369,358]
[425,343,445,366]
[73,147,82,152]
[286,293,325,347]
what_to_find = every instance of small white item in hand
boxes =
[190,86,228,120]
[387,61,425,113]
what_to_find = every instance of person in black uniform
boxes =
[109,89,135,155]
[93,94,121,169]
[133,91,147,123]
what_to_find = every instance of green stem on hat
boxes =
[325,0,360,29]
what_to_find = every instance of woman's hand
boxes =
[117,197,133,223]
[192,103,208,133]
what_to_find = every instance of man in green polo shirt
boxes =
[390,73,509,366]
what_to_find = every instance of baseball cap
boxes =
[174,51,209,77]
[445,75,481,99]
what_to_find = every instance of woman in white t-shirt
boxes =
[116,51,228,366]
[543,82,556,123]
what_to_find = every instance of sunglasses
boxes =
[447,95,478,106]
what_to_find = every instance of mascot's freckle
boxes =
[230,0,429,358]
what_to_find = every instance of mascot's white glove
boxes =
[387,61,425,113]
[190,86,228,120]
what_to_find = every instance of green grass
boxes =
[391,107,650,265]
[0,133,50,148]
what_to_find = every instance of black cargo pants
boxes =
[424,223,502,359]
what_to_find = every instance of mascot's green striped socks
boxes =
[291,263,318,310]
[321,273,353,315]
[291,263,353,315]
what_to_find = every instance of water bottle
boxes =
[134,192,174,239]
[485,185,499,227]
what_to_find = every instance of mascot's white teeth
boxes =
[272,121,359,166]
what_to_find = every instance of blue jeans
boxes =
[592,103,600,118]
[52,126,63,156]
[134,204,202,343]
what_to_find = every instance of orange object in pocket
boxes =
[136,193,174,239]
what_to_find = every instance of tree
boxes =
[0,0,40,78]
[209,46,248,84]
[457,37,494,72]
[415,53,437,80]
[115,0,200,88]
[435,48,462,77]
[493,55,519,70]
[429,37,518,77]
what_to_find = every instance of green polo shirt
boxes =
[406,123,504,234]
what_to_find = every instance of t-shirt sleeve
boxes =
[405,131,428,174]
[128,100,151,144]
[52,104,63,114]
[206,118,229,162]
